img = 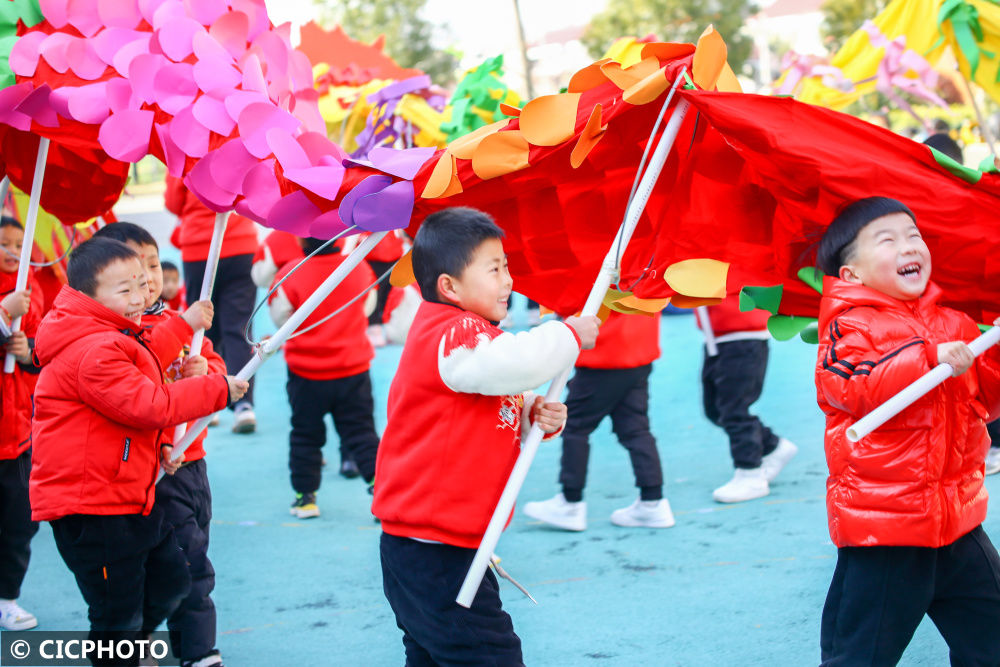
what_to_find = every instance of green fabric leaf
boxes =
[796,267,824,295]
[739,284,783,315]
[928,145,982,183]
[979,153,998,173]
[767,315,817,341]
[0,0,42,33]
[799,322,820,345]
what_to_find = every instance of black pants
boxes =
[559,364,663,501]
[380,533,524,666]
[0,450,38,599]
[157,460,216,661]
[367,260,394,326]
[184,253,256,408]
[701,339,778,469]
[988,419,999,445]
[51,506,191,666]
[286,369,379,490]
[820,525,1000,666]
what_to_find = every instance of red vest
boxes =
[576,311,660,369]
[702,293,769,337]
[164,176,258,262]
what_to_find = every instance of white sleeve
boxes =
[251,245,278,288]
[268,287,294,328]
[438,320,580,396]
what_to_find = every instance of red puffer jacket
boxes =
[816,278,1000,548]
[30,287,229,521]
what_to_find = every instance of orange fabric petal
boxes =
[716,62,742,93]
[692,25,727,91]
[663,258,729,298]
[518,93,581,146]
[597,303,612,323]
[639,42,696,63]
[568,58,612,93]
[500,102,522,117]
[600,57,661,91]
[622,66,671,105]
[448,120,508,160]
[614,293,669,313]
[571,104,607,169]
[471,131,531,180]
[421,153,456,199]
[390,250,415,287]
[669,295,723,308]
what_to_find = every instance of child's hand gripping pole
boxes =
[456,96,693,607]
[173,211,229,443]
[4,138,49,373]
[158,230,389,482]
[847,325,1000,442]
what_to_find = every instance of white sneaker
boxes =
[713,467,770,503]
[231,404,256,434]
[523,493,587,531]
[610,497,675,528]
[761,438,798,483]
[208,413,220,427]
[986,447,1000,476]
[0,599,37,630]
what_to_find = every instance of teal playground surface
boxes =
[18,265,1000,666]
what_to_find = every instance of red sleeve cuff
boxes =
[565,322,582,349]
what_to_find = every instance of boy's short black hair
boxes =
[412,207,504,302]
[161,260,178,274]
[1,216,23,230]
[68,238,140,297]
[92,221,158,250]
[301,237,341,256]
[923,132,963,164]
[816,197,916,276]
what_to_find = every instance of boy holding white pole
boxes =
[814,196,1000,664]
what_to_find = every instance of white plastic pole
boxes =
[4,137,49,373]
[847,326,1000,442]
[0,176,10,210]
[456,97,693,607]
[694,306,718,357]
[159,230,388,481]
[173,211,229,443]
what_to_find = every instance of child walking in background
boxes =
[698,295,797,503]
[30,238,246,665]
[160,260,186,312]
[523,310,673,530]
[372,208,599,665]
[269,237,380,518]
[93,223,226,667]
[814,197,1000,664]
[0,217,43,630]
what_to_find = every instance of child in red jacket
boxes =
[160,260,186,312]
[0,217,44,631]
[30,238,247,660]
[372,208,599,665]
[268,236,379,518]
[93,222,226,667]
[523,311,673,530]
[814,197,1000,664]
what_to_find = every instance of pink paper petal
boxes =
[209,11,249,59]
[266,127,309,170]
[297,132,348,165]
[66,0,102,38]
[353,181,415,232]
[237,102,301,158]
[283,166,346,200]
[231,0,270,41]
[153,63,198,115]
[9,31,47,77]
[99,109,154,162]
[48,87,71,119]
[183,0,229,27]
[39,33,73,74]
[152,0,186,30]
[308,209,349,239]
[128,53,170,104]
[192,95,236,136]
[192,30,234,64]
[106,78,138,113]
[67,40,110,80]
[155,121,186,177]
[15,85,59,128]
[291,89,327,135]
[92,28,146,66]
[111,36,152,77]
[240,53,267,94]
[338,175,392,226]
[266,191,319,236]
[241,160,281,220]
[193,59,241,94]
[169,106,210,158]
[38,0,68,29]
[251,31,288,81]
[209,139,258,193]
[157,17,206,63]
[288,50,314,92]
[138,0,168,24]
[0,83,34,132]
[233,199,262,224]
[223,89,268,122]
[185,155,237,211]
[98,0,142,29]
[67,83,111,124]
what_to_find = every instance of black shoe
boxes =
[339,459,360,479]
